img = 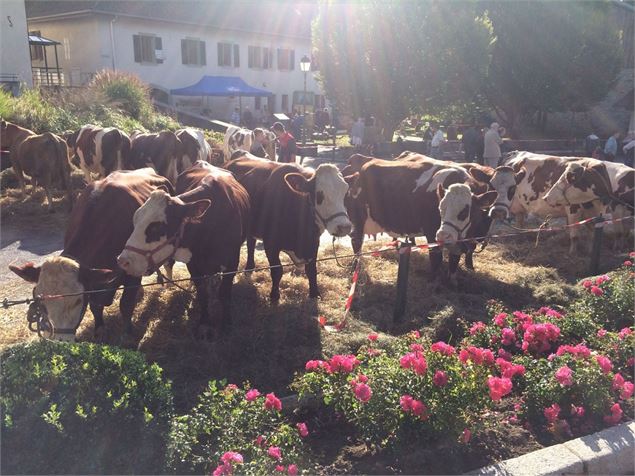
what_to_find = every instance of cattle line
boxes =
[1,214,632,308]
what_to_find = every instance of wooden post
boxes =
[393,242,411,321]
[589,216,605,275]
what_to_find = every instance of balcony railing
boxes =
[32,67,64,86]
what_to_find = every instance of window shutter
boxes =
[233,44,240,67]
[217,43,223,66]
[181,39,187,64]
[155,36,163,63]
[290,50,295,70]
[248,46,253,68]
[277,48,282,69]
[199,41,206,66]
[133,35,141,62]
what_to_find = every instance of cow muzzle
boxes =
[489,204,509,220]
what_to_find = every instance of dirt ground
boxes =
[1,181,631,474]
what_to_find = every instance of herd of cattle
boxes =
[1,119,633,342]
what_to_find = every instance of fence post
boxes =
[589,216,605,275]
[393,242,411,321]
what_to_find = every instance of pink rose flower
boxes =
[328,354,360,374]
[221,452,243,464]
[582,280,593,289]
[470,321,486,335]
[353,382,372,402]
[296,422,309,438]
[619,327,632,339]
[287,464,298,476]
[544,403,560,423]
[462,428,472,443]
[498,348,513,361]
[305,360,328,372]
[264,393,282,412]
[597,329,607,337]
[488,376,513,401]
[430,341,456,355]
[493,312,508,327]
[367,332,379,341]
[245,389,261,402]
[613,373,626,391]
[213,464,231,476]
[620,381,634,400]
[400,395,414,412]
[501,328,516,346]
[268,446,282,461]
[603,403,623,425]
[433,370,449,387]
[275,465,285,472]
[596,355,613,374]
[555,366,573,386]
[400,351,427,375]
[590,286,604,296]
[570,405,585,418]
[624,260,633,267]
[410,399,429,420]
[411,330,421,338]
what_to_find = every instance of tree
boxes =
[481,1,621,136]
[311,1,493,139]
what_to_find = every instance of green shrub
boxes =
[292,333,492,450]
[569,264,635,331]
[167,381,309,475]
[1,341,173,474]
[89,70,150,120]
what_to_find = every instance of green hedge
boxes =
[1,341,173,474]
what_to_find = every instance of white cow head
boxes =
[254,128,277,160]
[9,257,117,341]
[436,183,497,244]
[284,164,354,237]
[117,190,210,277]
[470,166,526,220]
[544,162,612,207]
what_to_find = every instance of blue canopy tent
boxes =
[170,76,273,97]
[171,76,272,122]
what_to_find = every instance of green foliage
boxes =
[167,381,309,475]
[0,71,179,135]
[312,0,492,137]
[0,341,173,474]
[518,353,616,437]
[292,334,492,450]
[483,1,621,132]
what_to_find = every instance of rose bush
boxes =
[292,333,493,449]
[167,381,308,475]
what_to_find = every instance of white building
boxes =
[26,1,325,121]
[0,0,33,89]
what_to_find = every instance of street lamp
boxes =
[300,55,311,152]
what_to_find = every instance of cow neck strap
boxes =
[440,219,471,240]
[315,210,348,229]
[123,221,187,273]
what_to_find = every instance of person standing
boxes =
[272,122,297,164]
[230,107,240,126]
[363,116,378,154]
[242,106,253,129]
[430,123,445,159]
[622,135,635,167]
[584,132,600,157]
[604,132,619,162]
[350,117,364,150]
[461,123,480,163]
[483,122,505,168]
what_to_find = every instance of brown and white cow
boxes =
[343,154,497,280]
[117,161,250,337]
[0,120,73,212]
[125,130,185,185]
[223,125,276,162]
[503,151,596,252]
[226,152,352,302]
[543,159,634,248]
[67,124,131,183]
[396,150,526,220]
[9,168,173,340]
[176,128,212,172]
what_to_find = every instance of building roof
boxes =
[171,76,273,97]
[26,1,316,40]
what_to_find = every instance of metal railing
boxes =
[32,67,64,86]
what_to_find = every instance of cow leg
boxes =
[464,250,475,270]
[245,236,256,273]
[187,265,212,339]
[351,230,364,254]
[44,186,54,213]
[12,164,26,197]
[119,276,141,335]
[81,165,93,184]
[218,273,234,333]
[305,259,319,299]
[90,302,106,341]
[265,247,283,303]
[448,253,461,289]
